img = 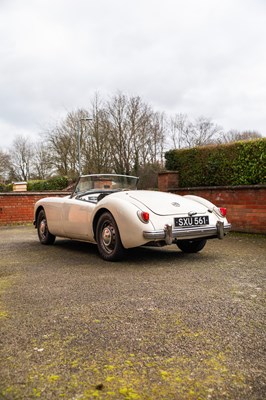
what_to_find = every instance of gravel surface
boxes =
[0,226,265,400]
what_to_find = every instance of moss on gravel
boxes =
[1,319,248,400]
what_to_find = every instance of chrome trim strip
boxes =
[143,223,232,241]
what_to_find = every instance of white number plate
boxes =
[174,216,209,227]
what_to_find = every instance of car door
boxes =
[61,197,95,241]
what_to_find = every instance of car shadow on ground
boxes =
[45,238,216,267]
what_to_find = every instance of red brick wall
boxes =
[0,187,266,234]
[0,192,70,226]
[158,172,266,234]
[163,185,266,234]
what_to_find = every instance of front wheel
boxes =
[176,239,207,253]
[96,212,125,261]
[37,209,56,245]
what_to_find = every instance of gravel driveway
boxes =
[0,226,265,400]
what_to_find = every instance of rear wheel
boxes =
[176,239,207,253]
[96,212,125,261]
[37,209,56,245]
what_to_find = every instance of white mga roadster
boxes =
[34,174,231,261]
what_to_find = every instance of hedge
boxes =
[165,139,266,187]
[0,183,13,192]
[27,176,69,191]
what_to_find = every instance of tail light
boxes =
[220,207,227,217]
[214,206,227,217]
[137,210,150,223]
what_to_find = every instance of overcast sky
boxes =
[0,0,265,150]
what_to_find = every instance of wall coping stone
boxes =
[158,171,179,175]
[0,191,71,196]
[167,184,266,192]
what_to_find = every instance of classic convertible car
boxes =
[34,174,231,261]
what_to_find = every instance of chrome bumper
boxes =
[143,222,232,244]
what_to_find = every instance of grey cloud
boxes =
[0,0,265,149]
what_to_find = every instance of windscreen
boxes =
[74,174,138,194]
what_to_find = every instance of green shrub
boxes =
[0,183,13,192]
[27,176,69,191]
[165,139,266,187]
[231,140,266,185]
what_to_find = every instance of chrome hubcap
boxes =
[40,219,47,238]
[102,226,112,246]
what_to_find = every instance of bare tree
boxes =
[125,95,154,173]
[107,93,131,174]
[240,131,262,140]
[45,110,88,178]
[82,94,112,174]
[41,92,168,178]
[169,113,189,149]
[46,126,72,176]
[168,114,222,149]
[106,93,166,175]
[219,129,262,144]
[184,116,223,148]
[147,111,166,165]
[32,141,54,179]
[0,149,11,182]
[9,136,34,181]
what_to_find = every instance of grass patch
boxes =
[0,277,12,319]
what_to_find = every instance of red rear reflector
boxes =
[220,207,227,217]
[141,211,150,222]
[137,210,150,223]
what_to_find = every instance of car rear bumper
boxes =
[143,222,232,244]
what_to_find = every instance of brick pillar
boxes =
[158,172,179,191]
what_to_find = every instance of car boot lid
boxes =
[128,190,207,216]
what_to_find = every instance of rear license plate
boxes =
[174,216,209,227]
